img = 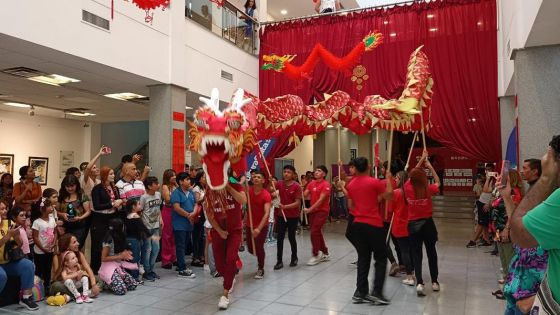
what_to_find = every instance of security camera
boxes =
[28,106,35,116]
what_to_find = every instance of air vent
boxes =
[2,67,46,78]
[221,70,233,82]
[82,10,110,30]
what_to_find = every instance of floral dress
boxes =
[504,245,548,308]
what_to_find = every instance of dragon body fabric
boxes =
[189,46,432,191]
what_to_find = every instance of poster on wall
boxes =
[0,154,14,177]
[60,151,74,178]
[29,157,49,185]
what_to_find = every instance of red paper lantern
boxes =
[130,0,170,23]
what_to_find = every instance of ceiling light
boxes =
[427,14,434,18]
[185,106,193,110]
[390,33,397,37]
[280,9,287,15]
[66,111,96,117]
[4,102,32,108]
[104,92,147,101]
[27,74,80,86]
[429,28,438,32]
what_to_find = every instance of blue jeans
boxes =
[335,196,348,218]
[173,230,192,272]
[126,237,146,278]
[0,258,35,292]
[143,228,161,273]
[504,304,527,315]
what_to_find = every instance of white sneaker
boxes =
[139,265,145,275]
[203,264,210,273]
[82,295,93,303]
[75,296,84,304]
[321,252,330,262]
[307,253,323,266]
[402,278,415,286]
[432,282,440,292]
[218,295,229,310]
[416,284,426,296]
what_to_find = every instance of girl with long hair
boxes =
[160,169,177,269]
[90,167,123,273]
[391,171,415,286]
[191,170,207,267]
[0,173,14,209]
[58,175,91,250]
[406,153,441,296]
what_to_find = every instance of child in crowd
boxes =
[42,188,65,237]
[140,176,162,282]
[267,177,279,243]
[9,206,30,258]
[57,251,93,304]
[124,199,150,282]
[170,172,196,278]
[32,198,57,292]
[99,218,139,295]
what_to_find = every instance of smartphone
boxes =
[102,147,112,154]
[500,160,511,186]
[487,172,498,178]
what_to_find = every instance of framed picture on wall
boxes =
[28,156,49,185]
[350,148,357,160]
[0,154,14,177]
[60,151,74,178]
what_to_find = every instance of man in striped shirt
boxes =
[116,163,146,202]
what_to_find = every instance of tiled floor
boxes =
[1,219,506,315]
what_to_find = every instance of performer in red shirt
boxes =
[304,165,332,266]
[246,170,271,280]
[405,152,441,297]
[344,157,393,305]
[205,170,247,310]
[390,171,415,286]
[273,165,302,270]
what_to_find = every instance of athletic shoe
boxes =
[274,262,284,270]
[152,271,161,279]
[212,271,221,278]
[218,296,230,310]
[191,260,204,267]
[307,253,323,266]
[254,269,264,279]
[402,278,415,286]
[367,292,390,305]
[432,282,440,292]
[82,295,93,303]
[289,258,298,267]
[75,296,84,304]
[389,262,399,277]
[143,273,156,282]
[416,284,426,297]
[321,252,330,262]
[19,298,39,311]
[178,269,196,278]
[352,291,366,304]
[466,240,477,248]
[204,264,211,273]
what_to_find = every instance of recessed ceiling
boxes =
[0,33,162,122]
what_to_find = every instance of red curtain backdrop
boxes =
[259,0,500,163]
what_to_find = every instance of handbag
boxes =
[408,219,428,235]
[3,240,26,262]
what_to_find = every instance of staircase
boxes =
[432,195,476,222]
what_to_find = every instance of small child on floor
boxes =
[58,251,93,304]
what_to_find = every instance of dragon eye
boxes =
[228,120,241,130]
[195,119,209,130]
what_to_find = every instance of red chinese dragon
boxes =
[189,45,433,191]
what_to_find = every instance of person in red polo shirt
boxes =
[405,153,441,297]
[344,157,393,305]
[304,165,332,266]
[273,165,302,270]
[246,170,271,280]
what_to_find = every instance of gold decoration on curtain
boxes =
[351,65,369,91]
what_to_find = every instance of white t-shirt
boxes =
[31,216,56,254]
[320,0,337,13]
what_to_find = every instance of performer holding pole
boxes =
[374,128,380,178]
[257,143,287,222]
[245,170,271,280]
[304,165,332,266]
[273,165,302,270]
[205,170,246,310]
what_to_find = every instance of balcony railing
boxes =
[186,0,259,55]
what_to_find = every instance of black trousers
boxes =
[34,252,53,291]
[276,217,298,262]
[90,211,119,274]
[192,220,205,260]
[383,222,401,265]
[409,218,439,285]
[396,236,414,274]
[347,222,387,295]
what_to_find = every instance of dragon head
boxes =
[189,88,256,190]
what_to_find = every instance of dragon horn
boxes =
[199,88,222,114]
[231,88,251,110]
